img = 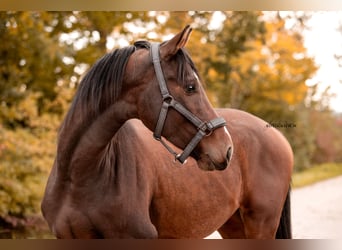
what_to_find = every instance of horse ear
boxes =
[160,25,192,59]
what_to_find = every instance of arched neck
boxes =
[56,99,137,178]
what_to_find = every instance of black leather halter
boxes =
[150,43,227,164]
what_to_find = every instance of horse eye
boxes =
[185,84,196,94]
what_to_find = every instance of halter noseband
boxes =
[150,43,227,164]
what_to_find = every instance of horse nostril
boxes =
[226,146,233,162]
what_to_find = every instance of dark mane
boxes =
[62,45,136,128]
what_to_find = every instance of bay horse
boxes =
[41,25,293,239]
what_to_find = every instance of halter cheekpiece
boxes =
[150,43,227,164]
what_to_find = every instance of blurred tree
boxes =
[0,11,77,227]
[309,109,342,164]
[0,12,76,127]
[0,11,160,127]
[151,11,267,104]
[0,118,57,227]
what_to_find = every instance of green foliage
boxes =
[292,163,342,188]
[0,122,57,226]
[0,12,75,127]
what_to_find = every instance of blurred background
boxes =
[0,11,342,238]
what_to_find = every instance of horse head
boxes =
[123,26,233,171]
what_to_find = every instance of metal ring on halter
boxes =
[163,94,173,104]
[205,129,213,137]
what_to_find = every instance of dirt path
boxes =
[206,175,342,239]
[292,175,342,239]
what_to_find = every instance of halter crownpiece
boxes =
[150,43,227,164]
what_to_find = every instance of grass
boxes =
[292,163,342,188]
